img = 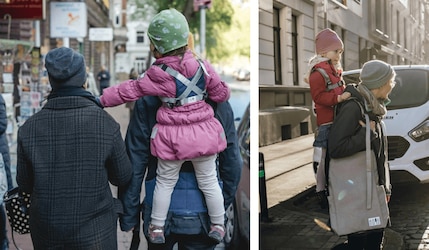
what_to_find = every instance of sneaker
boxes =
[208,224,225,243]
[148,224,165,244]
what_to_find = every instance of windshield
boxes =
[343,69,429,110]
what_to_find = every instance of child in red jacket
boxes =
[305,28,350,205]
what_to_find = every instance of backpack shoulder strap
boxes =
[312,67,344,91]
[156,61,207,107]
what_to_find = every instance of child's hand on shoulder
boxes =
[337,91,351,103]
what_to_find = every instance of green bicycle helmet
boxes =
[147,9,189,54]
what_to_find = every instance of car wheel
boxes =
[224,202,241,249]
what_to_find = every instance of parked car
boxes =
[224,104,250,249]
[342,65,429,183]
[234,68,250,81]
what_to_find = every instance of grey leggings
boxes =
[151,155,225,227]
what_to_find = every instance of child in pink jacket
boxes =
[100,9,230,244]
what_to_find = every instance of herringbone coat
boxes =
[16,96,132,249]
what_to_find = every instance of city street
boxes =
[259,135,429,249]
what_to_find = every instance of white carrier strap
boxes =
[157,60,207,107]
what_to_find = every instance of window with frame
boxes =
[137,31,145,43]
[332,0,347,7]
[291,15,298,86]
[273,7,282,85]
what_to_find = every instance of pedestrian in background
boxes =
[0,92,10,249]
[328,60,394,249]
[304,28,351,207]
[100,8,231,244]
[86,66,100,96]
[16,47,132,249]
[97,65,111,95]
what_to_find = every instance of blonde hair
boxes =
[187,33,195,52]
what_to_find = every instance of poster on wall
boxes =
[50,2,87,38]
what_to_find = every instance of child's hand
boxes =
[337,92,351,103]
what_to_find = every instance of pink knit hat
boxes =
[315,28,344,54]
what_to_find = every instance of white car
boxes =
[343,65,429,183]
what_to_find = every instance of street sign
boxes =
[0,0,45,20]
[89,28,113,41]
[193,0,211,12]
[50,2,87,38]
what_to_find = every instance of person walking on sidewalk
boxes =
[97,65,111,95]
[328,60,394,249]
[16,47,132,249]
[100,8,231,244]
[304,28,351,207]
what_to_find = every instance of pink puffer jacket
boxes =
[100,50,230,160]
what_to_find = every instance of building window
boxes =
[332,0,347,7]
[375,0,389,37]
[291,15,298,86]
[403,18,408,51]
[371,0,389,40]
[113,3,122,27]
[134,57,147,75]
[273,7,282,85]
[137,31,145,43]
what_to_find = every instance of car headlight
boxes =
[409,119,429,142]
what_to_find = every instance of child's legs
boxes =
[315,147,327,192]
[151,159,185,227]
[313,124,331,192]
[191,155,225,225]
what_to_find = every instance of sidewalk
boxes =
[259,136,404,250]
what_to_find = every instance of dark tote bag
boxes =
[327,114,390,236]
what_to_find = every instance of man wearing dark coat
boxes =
[16,47,132,249]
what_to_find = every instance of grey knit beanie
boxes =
[360,60,395,90]
[45,47,87,89]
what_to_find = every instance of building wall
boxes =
[259,0,275,85]
[125,22,151,75]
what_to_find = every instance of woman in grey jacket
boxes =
[16,47,132,249]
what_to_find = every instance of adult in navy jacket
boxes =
[119,96,242,249]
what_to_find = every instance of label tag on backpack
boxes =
[368,217,381,227]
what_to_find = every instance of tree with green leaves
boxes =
[128,0,249,64]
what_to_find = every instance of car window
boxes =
[343,69,429,110]
[388,69,429,109]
